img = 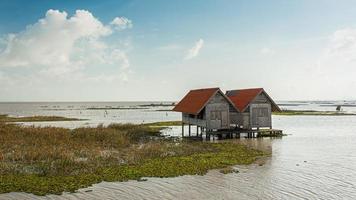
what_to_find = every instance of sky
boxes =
[1,0,356,101]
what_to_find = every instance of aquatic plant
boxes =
[0,123,266,196]
[219,166,239,174]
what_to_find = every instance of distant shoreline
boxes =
[0,114,83,123]
[274,110,356,116]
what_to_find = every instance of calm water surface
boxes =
[1,102,356,199]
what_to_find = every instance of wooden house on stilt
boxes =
[172,88,239,137]
[225,88,281,130]
[173,87,282,138]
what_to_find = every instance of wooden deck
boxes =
[182,127,283,140]
[208,128,283,139]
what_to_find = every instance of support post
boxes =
[188,124,191,137]
[182,123,184,137]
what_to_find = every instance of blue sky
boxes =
[1,0,356,101]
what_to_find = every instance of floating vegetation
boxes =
[0,114,82,122]
[273,110,356,116]
[257,130,285,137]
[0,122,265,196]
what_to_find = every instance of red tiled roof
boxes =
[173,87,220,115]
[225,88,264,112]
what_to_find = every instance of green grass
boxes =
[0,114,81,122]
[257,131,284,137]
[273,110,356,116]
[144,121,182,126]
[0,122,265,196]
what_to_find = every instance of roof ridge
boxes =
[190,87,220,91]
[226,88,263,92]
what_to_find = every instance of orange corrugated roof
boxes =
[225,88,264,112]
[173,87,220,115]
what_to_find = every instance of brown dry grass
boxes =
[0,122,216,176]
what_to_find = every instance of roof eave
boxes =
[171,109,198,115]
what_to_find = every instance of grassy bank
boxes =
[0,122,265,196]
[0,114,81,123]
[273,110,356,116]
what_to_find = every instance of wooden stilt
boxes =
[196,126,199,137]
[182,123,184,137]
[188,124,191,137]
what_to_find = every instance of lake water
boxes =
[0,101,180,128]
[1,101,356,199]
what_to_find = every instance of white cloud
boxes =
[260,47,275,55]
[110,17,133,30]
[0,9,132,81]
[184,39,204,60]
[324,28,356,62]
[317,28,356,71]
[309,27,356,99]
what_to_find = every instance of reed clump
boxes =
[0,122,265,196]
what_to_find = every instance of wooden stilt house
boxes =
[173,88,239,133]
[225,88,281,129]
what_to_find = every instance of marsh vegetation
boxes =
[0,121,265,196]
[0,114,81,123]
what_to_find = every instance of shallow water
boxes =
[1,102,356,199]
[0,102,179,128]
[0,100,355,129]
